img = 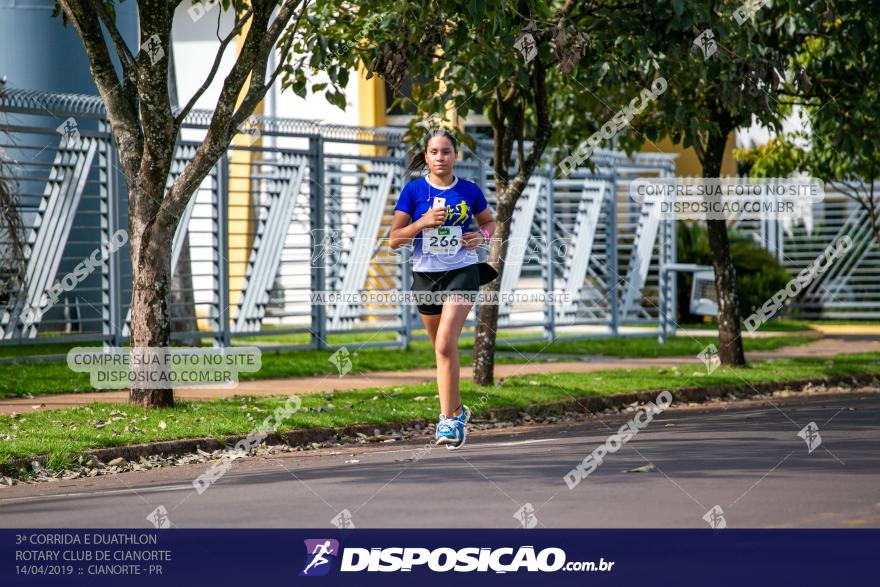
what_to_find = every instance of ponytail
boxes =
[405,151,427,175]
[405,129,458,176]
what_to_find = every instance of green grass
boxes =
[489,334,815,357]
[0,341,91,359]
[1,352,876,470]
[233,329,397,346]
[0,320,822,360]
[679,319,818,332]
[807,320,880,326]
[0,334,816,398]
[232,327,538,346]
[0,327,549,360]
[0,339,223,359]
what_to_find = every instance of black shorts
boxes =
[412,264,480,315]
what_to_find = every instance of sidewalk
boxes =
[2,336,878,414]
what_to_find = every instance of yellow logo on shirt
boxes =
[446,201,469,225]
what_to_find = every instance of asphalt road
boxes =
[2,390,878,529]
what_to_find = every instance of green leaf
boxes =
[672,0,683,16]
[326,91,347,110]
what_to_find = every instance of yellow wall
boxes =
[196,27,264,332]
[358,63,387,127]
[358,63,387,157]
[655,134,737,177]
[198,24,264,331]
[227,29,264,324]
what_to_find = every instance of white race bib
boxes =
[422,226,462,256]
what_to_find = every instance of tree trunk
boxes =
[865,180,880,247]
[471,55,551,387]
[472,194,517,386]
[56,0,305,407]
[128,221,175,408]
[702,132,746,367]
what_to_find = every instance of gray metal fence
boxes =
[742,187,880,320]
[0,87,704,358]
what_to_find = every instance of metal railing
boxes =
[742,187,880,320]
[1,87,687,360]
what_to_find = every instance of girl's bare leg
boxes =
[419,312,442,348]
[433,297,473,417]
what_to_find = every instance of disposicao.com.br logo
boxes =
[300,540,614,575]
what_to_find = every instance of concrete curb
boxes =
[4,372,877,477]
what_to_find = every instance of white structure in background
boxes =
[171,2,360,127]
[171,2,365,327]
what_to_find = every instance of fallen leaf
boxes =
[622,463,655,473]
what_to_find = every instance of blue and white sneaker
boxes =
[446,405,469,450]
[446,417,467,450]
[435,414,459,445]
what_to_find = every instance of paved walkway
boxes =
[2,336,878,414]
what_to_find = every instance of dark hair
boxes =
[405,129,457,175]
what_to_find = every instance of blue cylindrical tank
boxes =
[0,0,138,93]
[0,0,138,336]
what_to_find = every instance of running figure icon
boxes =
[303,541,334,574]
[300,538,340,577]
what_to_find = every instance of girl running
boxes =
[389,130,496,449]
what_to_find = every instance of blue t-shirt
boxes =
[394,176,489,272]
